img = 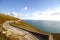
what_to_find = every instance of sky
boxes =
[0,0,60,20]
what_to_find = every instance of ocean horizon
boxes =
[24,20,60,33]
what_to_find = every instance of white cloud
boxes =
[25,6,28,10]
[10,12,18,17]
[19,9,60,21]
[8,12,18,17]
[21,6,28,11]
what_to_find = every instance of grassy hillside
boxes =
[0,14,19,24]
[0,14,48,35]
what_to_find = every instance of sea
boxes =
[24,20,60,33]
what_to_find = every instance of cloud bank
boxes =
[19,9,60,21]
[4,9,60,21]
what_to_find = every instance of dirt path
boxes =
[3,21,39,40]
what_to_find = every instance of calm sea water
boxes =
[24,20,60,33]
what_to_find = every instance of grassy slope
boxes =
[0,14,49,35]
[0,14,19,24]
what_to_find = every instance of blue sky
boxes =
[0,0,60,20]
[0,0,59,13]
